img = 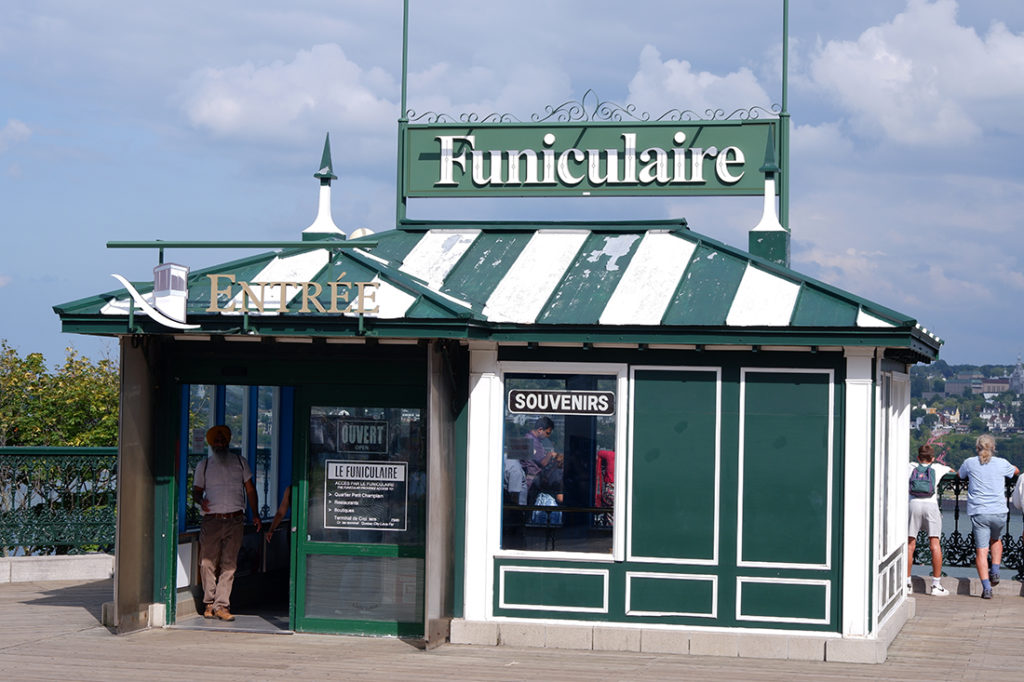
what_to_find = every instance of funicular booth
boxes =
[54,31,941,662]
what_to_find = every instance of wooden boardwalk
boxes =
[1,579,1022,681]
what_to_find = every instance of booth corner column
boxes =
[842,347,875,637]
[424,340,459,645]
[113,336,159,632]
[463,341,500,621]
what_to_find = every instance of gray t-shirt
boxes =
[194,451,253,514]
[959,455,1016,516]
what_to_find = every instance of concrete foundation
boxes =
[450,597,916,664]
[0,554,114,583]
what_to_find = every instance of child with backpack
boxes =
[907,444,953,596]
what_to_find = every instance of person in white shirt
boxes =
[907,444,953,596]
[193,425,262,621]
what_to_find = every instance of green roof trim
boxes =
[54,219,941,363]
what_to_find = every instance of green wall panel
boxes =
[501,567,606,611]
[738,580,828,623]
[631,369,718,561]
[740,370,831,566]
[628,574,715,617]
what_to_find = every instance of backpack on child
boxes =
[909,463,936,498]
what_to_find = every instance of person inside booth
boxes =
[193,425,263,621]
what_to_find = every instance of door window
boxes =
[306,406,425,545]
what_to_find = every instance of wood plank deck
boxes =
[1,579,1021,681]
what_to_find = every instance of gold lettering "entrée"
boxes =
[205,274,380,315]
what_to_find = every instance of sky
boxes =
[2,0,1023,367]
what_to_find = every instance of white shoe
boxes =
[931,584,949,596]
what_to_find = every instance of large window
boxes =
[182,384,287,530]
[500,372,617,554]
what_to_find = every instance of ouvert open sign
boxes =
[402,120,778,198]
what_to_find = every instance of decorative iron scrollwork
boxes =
[405,90,780,125]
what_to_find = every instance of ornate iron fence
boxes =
[0,447,117,556]
[912,474,1024,578]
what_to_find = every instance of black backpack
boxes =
[909,463,935,498]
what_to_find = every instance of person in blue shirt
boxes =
[958,434,1019,599]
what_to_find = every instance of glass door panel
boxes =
[295,402,426,636]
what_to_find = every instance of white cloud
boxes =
[626,45,773,115]
[178,43,398,141]
[791,122,854,158]
[809,0,1024,144]
[0,119,31,154]
[406,61,571,121]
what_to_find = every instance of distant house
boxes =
[980,405,1015,432]
[940,407,961,426]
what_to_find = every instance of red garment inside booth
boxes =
[595,449,614,507]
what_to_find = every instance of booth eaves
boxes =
[54,220,942,364]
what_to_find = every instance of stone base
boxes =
[450,598,915,665]
[909,574,1024,597]
[0,554,114,583]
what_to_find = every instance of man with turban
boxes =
[193,425,262,621]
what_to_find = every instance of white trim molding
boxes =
[842,347,875,637]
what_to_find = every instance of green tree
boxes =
[0,341,118,447]
[910,372,928,397]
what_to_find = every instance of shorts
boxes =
[970,514,1006,548]
[908,498,942,537]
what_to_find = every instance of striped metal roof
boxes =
[54,220,942,359]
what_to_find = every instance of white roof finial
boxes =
[302,133,346,240]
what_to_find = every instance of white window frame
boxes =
[492,360,629,563]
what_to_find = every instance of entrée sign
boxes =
[204,274,380,315]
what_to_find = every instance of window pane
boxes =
[253,386,276,518]
[306,406,425,545]
[501,373,616,553]
[185,384,215,529]
[304,554,423,622]
[224,385,245,453]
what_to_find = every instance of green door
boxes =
[292,387,427,636]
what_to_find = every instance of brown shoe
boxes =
[213,607,235,622]
[203,605,215,619]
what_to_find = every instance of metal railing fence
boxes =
[0,447,117,556]
[912,474,1024,578]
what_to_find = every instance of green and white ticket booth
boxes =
[55,114,940,661]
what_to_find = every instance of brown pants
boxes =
[199,516,244,610]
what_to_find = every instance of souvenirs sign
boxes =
[402,121,778,198]
[507,389,616,416]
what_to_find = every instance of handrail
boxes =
[911,473,1024,579]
